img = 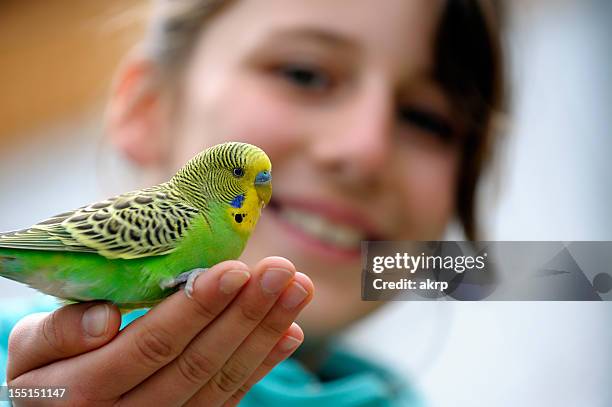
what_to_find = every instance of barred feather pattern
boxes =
[0,142,269,261]
[0,184,200,259]
[172,142,267,209]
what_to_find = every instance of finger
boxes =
[122,256,297,406]
[67,260,251,400]
[187,271,313,406]
[6,302,121,381]
[223,323,304,407]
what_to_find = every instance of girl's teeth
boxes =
[279,207,364,249]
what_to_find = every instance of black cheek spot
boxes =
[234,213,243,223]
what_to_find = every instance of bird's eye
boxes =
[232,167,245,178]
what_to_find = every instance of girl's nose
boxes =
[309,81,394,186]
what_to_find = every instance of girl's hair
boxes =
[144,0,505,240]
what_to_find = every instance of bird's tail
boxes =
[0,253,20,281]
[0,254,12,271]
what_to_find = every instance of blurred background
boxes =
[1,1,611,406]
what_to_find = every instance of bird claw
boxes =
[184,268,207,298]
[160,268,208,299]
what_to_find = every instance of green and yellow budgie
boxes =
[0,142,272,309]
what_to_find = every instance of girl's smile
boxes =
[110,0,502,335]
[268,195,383,260]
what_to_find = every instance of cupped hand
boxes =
[6,257,313,406]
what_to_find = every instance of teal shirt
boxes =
[0,295,422,406]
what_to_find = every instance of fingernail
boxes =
[219,269,251,294]
[82,304,109,337]
[278,335,302,352]
[281,281,309,309]
[261,268,293,295]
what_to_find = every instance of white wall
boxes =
[0,107,139,298]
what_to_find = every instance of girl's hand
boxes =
[6,257,313,406]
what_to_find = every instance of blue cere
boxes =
[255,170,271,185]
[230,194,245,208]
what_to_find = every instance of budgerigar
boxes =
[0,142,272,309]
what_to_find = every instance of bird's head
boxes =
[172,142,272,215]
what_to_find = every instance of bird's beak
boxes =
[254,170,272,207]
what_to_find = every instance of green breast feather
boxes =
[0,142,272,308]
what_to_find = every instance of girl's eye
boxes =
[276,63,332,91]
[398,106,454,142]
[232,167,245,177]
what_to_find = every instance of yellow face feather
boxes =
[224,146,272,238]
[171,141,272,239]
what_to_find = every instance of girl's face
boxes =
[145,0,460,336]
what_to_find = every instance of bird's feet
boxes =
[160,268,208,299]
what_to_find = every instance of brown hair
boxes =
[143,0,505,240]
[434,0,506,239]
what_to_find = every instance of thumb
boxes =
[6,302,121,381]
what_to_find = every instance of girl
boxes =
[2,0,503,405]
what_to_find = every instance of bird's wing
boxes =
[0,186,202,259]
